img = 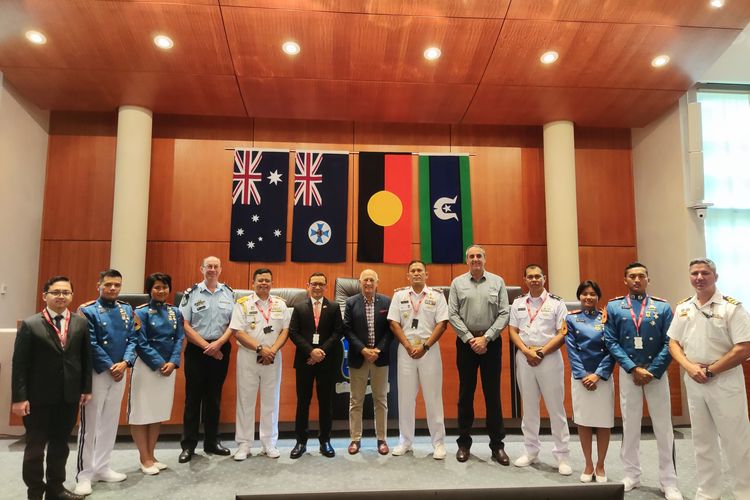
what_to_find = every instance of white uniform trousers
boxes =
[515,349,570,460]
[235,346,282,451]
[76,370,126,482]
[685,367,750,500]
[396,344,445,447]
[618,366,678,488]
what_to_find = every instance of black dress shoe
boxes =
[456,446,470,463]
[491,448,510,466]
[290,442,307,459]
[320,441,335,458]
[178,448,194,463]
[204,442,231,456]
[45,487,84,500]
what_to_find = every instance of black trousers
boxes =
[22,401,79,499]
[456,337,505,450]
[181,342,230,450]
[294,361,336,444]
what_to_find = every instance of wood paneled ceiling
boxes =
[1,0,748,127]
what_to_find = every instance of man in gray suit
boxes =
[12,276,92,500]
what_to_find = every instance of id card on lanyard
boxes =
[43,309,70,347]
[626,295,648,350]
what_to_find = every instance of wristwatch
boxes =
[256,344,263,354]
[705,366,715,378]
[423,342,430,351]
[536,350,545,360]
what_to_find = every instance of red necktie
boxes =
[313,301,321,329]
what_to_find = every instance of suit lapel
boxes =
[40,313,64,352]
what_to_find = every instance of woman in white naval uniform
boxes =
[564,280,615,483]
[129,273,185,475]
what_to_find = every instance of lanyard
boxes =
[43,309,70,346]
[256,298,273,323]
[409,291,427,314]
[526,295,547,326]
[626,295,649,336]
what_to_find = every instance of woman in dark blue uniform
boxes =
[565,280,614,483]
[129,273,185,475]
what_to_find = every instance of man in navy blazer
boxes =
[12,276,92,500]
[343,269,393,455]
[288,272,344,459]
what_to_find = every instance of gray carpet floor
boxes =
[0,427,740,499]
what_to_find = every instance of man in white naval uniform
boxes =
[668,258,750,500]
[387,260,449,459]
[508,264,572,476]
[230,268,290,460]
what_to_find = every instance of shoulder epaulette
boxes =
[236,295,251,304]
[549,293,563,301]
[135,303,149,309]
[677,296,692,305]
[393,286,409,292]
[223,283,234,292]
[567,309,582,315]
[116,299,130,306]
[183,283,198,296]
[724,295,742,305]
[609,295,625,302]
[79,299,96,308]
[600,308,608,323]
[270,294,286,303]
[651,296,668,302]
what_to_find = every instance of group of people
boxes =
[11,247,750,500]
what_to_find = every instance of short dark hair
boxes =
[98,269,122,282]
[253,268,273,280]
[524,264,544,276]
[144,273,172,294]
[576,280,602,300]
[44,275,72,293]
[407,260,426,271]
[624,262,648,276]
[309,272,327,284]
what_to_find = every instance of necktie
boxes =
[313,301,321,329]
[54,314,63,330]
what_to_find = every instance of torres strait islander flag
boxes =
[291,151,349,262]
[357,152,413,263]
[229,149,289,262]
[418,154,473,263]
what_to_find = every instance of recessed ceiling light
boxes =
[282,41,301,55]
[540,50,559,64]
[25,30,47,45]
[651,54,670,67]
[423,47,442,61]
[153,35,174,50]
[709,0,725,8]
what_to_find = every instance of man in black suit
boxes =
[343,269,392,455]
[12,276,92,500]
[288,272,344,459]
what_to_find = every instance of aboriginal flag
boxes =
[357,152,413,263]
[418,154,473,263]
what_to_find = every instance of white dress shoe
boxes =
[558,460,573,476]
[595,474,608,483]
[513,454,539,467]
[234,445,251,461]
[262,447,281,459]
[96,469,127,482]
[580,472,593,483]
[73,480,92,496]
[622,477,641,492]
[433,443,446,460]
[391,444,412,456]
[153,461,168,470]
[140,463,159,475]
[662,486,684,500]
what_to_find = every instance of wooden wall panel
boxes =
[576,148,636,247]
[37,241,112,309]
[42,134,116,240]
[578,246,638,303]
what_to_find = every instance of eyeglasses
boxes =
[309,282,327,288]
[46,290,73,297]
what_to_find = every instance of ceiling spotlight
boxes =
[709,0,725,8]
[423,47,442,61]
[651,54,670,67]
[153,35,174,50]
[25,30,47,45]
[282,41,301,55]
[540,50,559,64]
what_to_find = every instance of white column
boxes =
[542,120,580,298]
[110,105,152,293]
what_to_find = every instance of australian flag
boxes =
[291,151,349,262]
[230,149,289,262]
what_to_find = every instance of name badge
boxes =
[634,337,644,350]
[411,318,419,330]
[312,333,320,345]
[263,325,273,334]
